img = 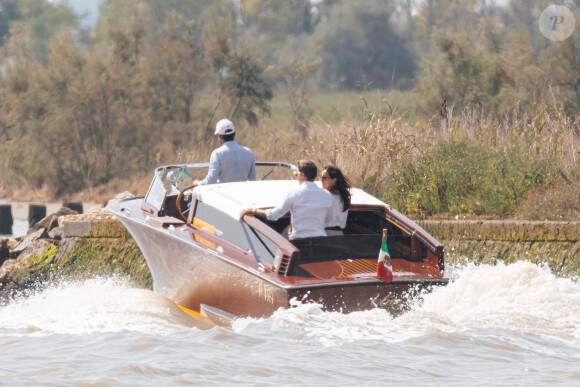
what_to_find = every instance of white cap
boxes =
[215,119,235,135]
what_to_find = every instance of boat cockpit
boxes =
[137,162,444,278]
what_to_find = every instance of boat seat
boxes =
[292,234,383,261]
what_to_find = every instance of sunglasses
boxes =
[320,176,331,181]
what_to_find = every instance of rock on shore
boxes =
[0,206,151,302]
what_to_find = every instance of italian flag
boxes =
[376,229,393,283]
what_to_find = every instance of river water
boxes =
[0,261,578,385]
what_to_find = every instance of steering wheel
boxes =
[176,183,197,222]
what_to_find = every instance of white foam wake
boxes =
[417,261,580,338]
[261,261,580,345]
[1,262,578,344]
[0,277,200,335]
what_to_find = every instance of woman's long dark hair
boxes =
[323,165,352,212]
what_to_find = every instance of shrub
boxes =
[383,139,560,217]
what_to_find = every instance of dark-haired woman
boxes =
[321,165,352,234]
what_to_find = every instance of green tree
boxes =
[17,0,78,61]
[202,9,273,129]
[316,0,416,91]
[141,11,209,124]
[502,0,554,55]
[0,25,52,188]
[16,32,140,193]
[0,0,20,44]
[538,30,580,114]
[267,57,319,135]
[413,0,483,51]
[221,44,273,125]
[411,1,554,117]
[242,0,316,38]
[97,0,218,42]
[414,31,489,113]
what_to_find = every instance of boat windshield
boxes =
[144,161,298,211]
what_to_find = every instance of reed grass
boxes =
[241,96,580,219]
[2,92,578,220]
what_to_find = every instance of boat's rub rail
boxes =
[281,277,450,290]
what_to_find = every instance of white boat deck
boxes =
[193,180,385,220]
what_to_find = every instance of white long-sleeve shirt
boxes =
[197,141,256,186]
[265,181,333,240]
[326,192,348,229]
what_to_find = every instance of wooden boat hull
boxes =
[116,214,447,319]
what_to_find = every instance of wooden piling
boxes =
[63,202,83,214]
[29,203,47,228]
[0,239,8,264]
[0,204,13,235]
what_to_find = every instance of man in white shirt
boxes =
[240,160,333,240]
[195,119,256,186]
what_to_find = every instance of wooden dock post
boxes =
[29,203,47,228]
[63,202,83,214]
[0,204,13,235]
[0,238,8,264]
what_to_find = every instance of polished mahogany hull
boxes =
[116,215,448,319]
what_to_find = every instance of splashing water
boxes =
[416,261,580,340]
[261,261,580,346]
[0,277,199,336]
[0,261,578,385]
[1,262,578,343]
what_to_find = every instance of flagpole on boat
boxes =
[377,228,393,283]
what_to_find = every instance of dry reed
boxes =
[3,101,577,220]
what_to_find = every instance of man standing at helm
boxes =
[195,119,256,186]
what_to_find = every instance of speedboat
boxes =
[108,162,448,326]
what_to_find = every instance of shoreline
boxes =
[0,214,578,303]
